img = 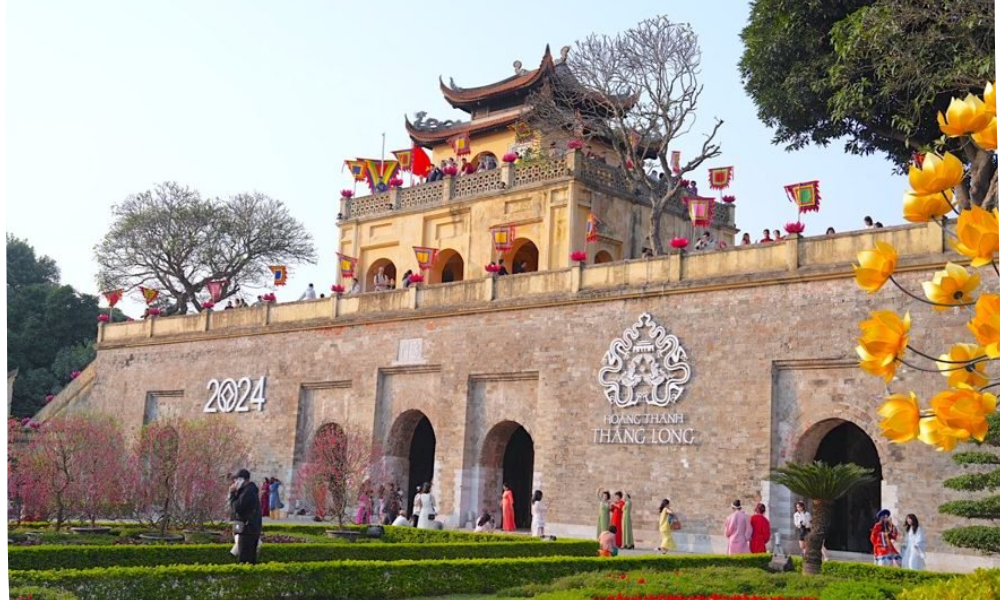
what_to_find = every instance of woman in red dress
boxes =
[750,503,771,553]
[610,491,625,548]
[501,483,516,532]
[259,477,271,519]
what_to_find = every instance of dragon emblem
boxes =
[597,313,691,408]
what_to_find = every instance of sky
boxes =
[6,1,908,315]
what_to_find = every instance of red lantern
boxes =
[670,237,689,250]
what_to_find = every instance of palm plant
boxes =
[770,461,875,575]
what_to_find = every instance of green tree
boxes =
[7,234,59,287]
[940,412,1000,554]
[740,0,995,206]
[770,461,875,575]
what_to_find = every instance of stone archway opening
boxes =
[386,410,436,516]
[595,250,614,264]
[507,239,539,274]
[481,421,535,529]
[795,419,882,553]
[429,249,465,284]
[366,258,397,292]
[471,151,497,171]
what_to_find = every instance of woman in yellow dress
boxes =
[658,498,678,553]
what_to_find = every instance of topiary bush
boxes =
[897,568,1000,600]
[818,580,898,600]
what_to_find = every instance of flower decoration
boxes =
[903,189,953,223]
[262,293,277,303]
[784,221,805,234]
[407,274,425,284]
[853,242,898,294]
[927,386,998,445]
[567,139,583,150]
[907,152,965,195]
[921,263,979,311]
[938,343,989,389]
[679,179,690,188]
[950,206,999,267]
[856,310,910,382]
[502,153,518,164]
[201,300,215,310]
[625,159,634,169]
[341,189,354,199]
[45,394,55,403]
[670,237,688,250]
[721,195,736,204]
[331,284,345,294]
[147,308,162,317]
[97,314,110,323]
[389,177,404,188]
[972,117,997,151]
[485,264,501,273]
[877,392,921,443]
[937,94,994,137]
[70,370,81,380]
[968,294,1000,358]
[985,81,997,115]
[570,251,588,262]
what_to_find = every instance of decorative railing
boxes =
[398,181,444,210]
[512,159,571,187]
[453,169,505,199]
[350,192,392,219]
[579,158,629,195]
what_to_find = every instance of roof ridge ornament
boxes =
[513,60,526,76]
[559,46,570,63]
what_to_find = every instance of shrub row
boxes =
[897,568,1000,600]
[8,538,597,571]
[10,553,772,600]
[819,561,954,585]
[9,587,79,600]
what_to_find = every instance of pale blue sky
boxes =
[7,1,906,314]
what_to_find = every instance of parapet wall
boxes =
[98,220,951,347]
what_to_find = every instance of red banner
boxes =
[138,286,160,305]
[412,247,439,271]
[449,132,471,156]
[392,149,413,172]
[103,289,123,308]
[708,167,734,190]
[670,151,681,174]
[269,265,288,286]
[344,160,366,181]
[337,253,358,279]
[206,280,226,302]
[784,181,821,213]
[683,196,716,227]
[412,146,432,177]
[586,213,600,243]
[492,226,515,254]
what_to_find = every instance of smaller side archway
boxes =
[594,250,613,264]
[480,421,535,529]
[386,410,437,516]
[366,258,397,292]
[471,151,498,171]
[428,249,465,284]
[507,239,539,273]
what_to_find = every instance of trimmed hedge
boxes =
[8,538,597,571]
[10,554,772,600]
[264,523,530,544]
[820,561,954,585]
[941,525,1000,554]
[817,581,898,600]
[897,568,1000,600]
[9,587,79,600]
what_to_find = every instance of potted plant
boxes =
[670,237,689,252]
[570,251,588,263]
[407,274,425,285]
[722,195,736,204]
[502,152,518,164]
[331,284,345,295]
[784,221,806,235]
[341,189,354,199]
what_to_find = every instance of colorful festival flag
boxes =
[509,121,534,143]
[102,289,124,308]
[492,226,515,254]
[683,196,716,227]
[449,132,471,156]
[269,265,288,286]
[362,159,401,192]
[206,280,226,302]
[708,167,734,191]
[784,181,821,213]
[392,149,413,172]
[344,160,366,182]
[585,213,600,243]
[412,247,440,271]
[337,253,358,279]
[670,151,681,174]
[139,286,160,305]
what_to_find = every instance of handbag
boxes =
[233,520,246,534]
[670,515,682,531]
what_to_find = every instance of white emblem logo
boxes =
[598,313,691,408]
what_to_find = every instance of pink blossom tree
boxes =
[132,422,181,535]
[294,424,384,527]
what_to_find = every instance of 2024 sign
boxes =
[204,377,267,413]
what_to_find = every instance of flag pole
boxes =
[380,132,386,185]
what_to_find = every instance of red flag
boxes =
[708,167,734,190]
[411,146,432,177]
[102,289,123,308]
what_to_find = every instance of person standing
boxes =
[501,483,516,532]
[657,498,677,553]
[355,489,371,525]
[871,509,901,567]
[229,469,262,564]
[610,491,625,548]
[260,477,271,519]
[725,499,751,555]
[269,478,283,520]
[414,482,438,529]
[299,283,317,301]
[374,267,390,292]
[531,490,546,537]
[901,514,926,570]
[750,503,771,554]
[793,501,812,555]
[621,493,634,550]
[497,258,509,276]
[596,488,611,540]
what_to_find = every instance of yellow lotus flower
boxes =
[908,152,965,195]
[972,117,997,151]
[930,386,998,443]
[903,189,953,223]
[918,415,970,452]
[856,310,911,381]
[877,392,921,443]
[937,94,994,137]
[853,242,898,294]
[951,206,999,267]
[921,263,979,311]
[985,82,996,116]
[969,293,1000,358]
[938,343,989,388]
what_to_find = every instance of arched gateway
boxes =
[795,419,882,553]
[481,421,535,529]
[386,410,437,516]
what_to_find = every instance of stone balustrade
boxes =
[99,220,951,347]
[339,151,734,228]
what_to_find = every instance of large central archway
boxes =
[799,419,882,553]
[386,410,437,517]
[481,421,535,529]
